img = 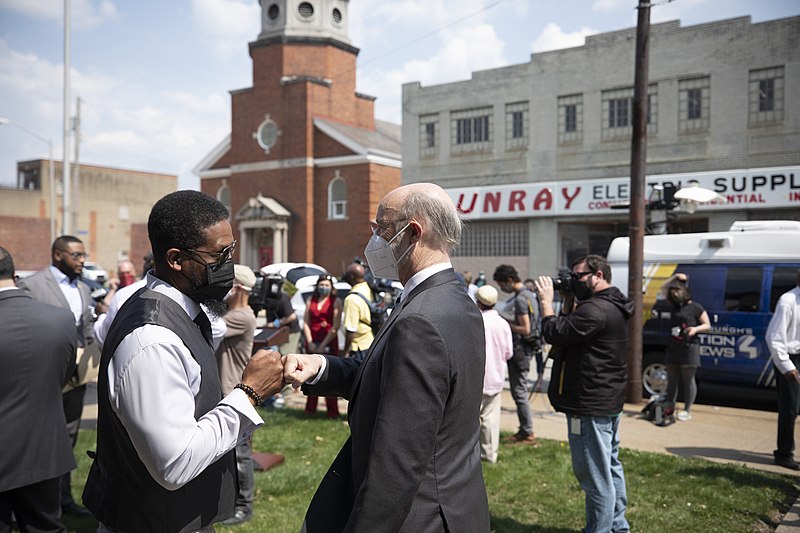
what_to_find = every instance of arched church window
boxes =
[328,174,347,220]
[217,183,231,217]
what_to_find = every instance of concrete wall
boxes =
[0,159,176,273]
[402,15,800,278]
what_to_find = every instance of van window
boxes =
[771,267,800,312]
[723,267,762,312]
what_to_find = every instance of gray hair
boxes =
[397,188,463,254]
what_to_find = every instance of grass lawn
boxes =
[63,407,798,533]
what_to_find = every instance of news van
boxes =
[607,220,800,397]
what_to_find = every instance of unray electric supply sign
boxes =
[447,166,800,219]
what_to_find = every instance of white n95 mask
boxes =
[364,222,413,281]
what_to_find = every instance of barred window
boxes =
[505,101,528,150]
[419,114,439,157]
[451,107,492,154]
[453,220,529,257]
[749,66,784,124]
[558,94,583,144]
[601,85,657,140]
[679,77,710,132]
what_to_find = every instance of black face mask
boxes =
[571,276,593,301]
[183,259,235,304]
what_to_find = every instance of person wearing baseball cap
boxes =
[476,285,513,463]
[215,264,258,525]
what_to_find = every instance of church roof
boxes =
[313,118,401,158]
[194,117,402,178]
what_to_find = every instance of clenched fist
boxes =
[283,353,324,389]
[241,349,285,400]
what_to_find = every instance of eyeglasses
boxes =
[59,250,87,261]
[182,240,236,271]
[571,271,594,280]
[370,218,407,237]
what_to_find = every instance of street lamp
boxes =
[0,117,57,243]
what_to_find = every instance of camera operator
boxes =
[534,254,634,533]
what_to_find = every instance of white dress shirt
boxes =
[108,273,263,490]
[399,262,451,302]
[767,286,800,375]
[50,265,83,326]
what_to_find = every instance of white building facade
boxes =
[402,16,800,281]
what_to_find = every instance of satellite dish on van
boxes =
[674,184,726,214]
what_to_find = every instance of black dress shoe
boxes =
[220,509,252,526]
[774,457,800,471]
[62,502,93,518]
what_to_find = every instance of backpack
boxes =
[349,291,388,335]
[520,289,542,351]
[641,395,676,427]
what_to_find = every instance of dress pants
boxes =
[0,477,65,533]
[775,354,800,461]
[60,385,85,507]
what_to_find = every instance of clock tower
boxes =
[196,0,401,274]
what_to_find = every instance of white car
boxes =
[82,262,108,284]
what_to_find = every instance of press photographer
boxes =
[249,273,301,354]
[534,254,634,533]
[492,264,541,445]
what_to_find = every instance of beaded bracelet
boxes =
[235,383,262,406]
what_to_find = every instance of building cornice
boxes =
[249,35,360,56]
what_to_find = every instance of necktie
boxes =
[193,311,213,347]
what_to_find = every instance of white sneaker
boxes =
[677,410,691,421]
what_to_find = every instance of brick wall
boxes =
[130,223,150,276]
[0,216,52,271]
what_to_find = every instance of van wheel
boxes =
[642,352,668,398]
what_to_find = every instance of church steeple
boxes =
[257,0,352,47]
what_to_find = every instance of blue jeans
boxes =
[507,346,533,435]
[566,414,629,533]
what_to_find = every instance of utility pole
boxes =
[627,0,651,403]
[72,96,81,234]
[62,0,72,235]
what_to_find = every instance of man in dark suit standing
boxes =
[285,183,490,533]
[0,247,79,531]
[16,235,96,517]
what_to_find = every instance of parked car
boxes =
[82,262,108,284]
[607,220,800,397]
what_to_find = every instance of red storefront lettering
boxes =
[484,192,501,213]
[562,187,581,209]
[456,193,478,214]
[533,189,552,210]
[509,190,526,211]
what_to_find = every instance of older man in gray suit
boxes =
[0,246,78,531]
[17,235,96,518]
[285,183,490,533]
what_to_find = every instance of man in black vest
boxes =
[83,190,285,532]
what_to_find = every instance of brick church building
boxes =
[195,0,401,276]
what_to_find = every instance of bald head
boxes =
[346,262,366,283]
[380,183,462,254]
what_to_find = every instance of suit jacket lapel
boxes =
[44,268,71,309]
[347,268,457,401]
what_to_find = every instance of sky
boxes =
[0,0,797,191]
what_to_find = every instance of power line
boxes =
[355,0,511,71]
